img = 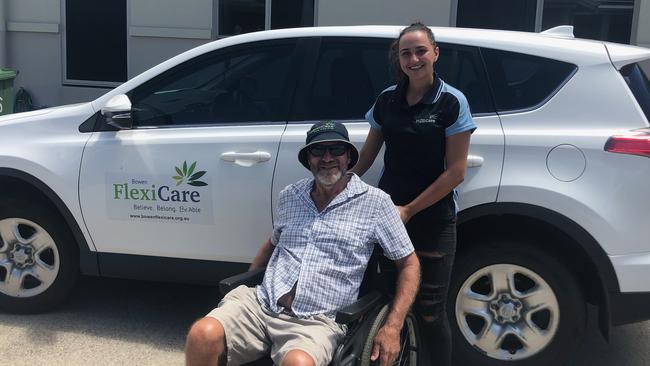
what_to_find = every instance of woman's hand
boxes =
[396,205,413,223]
[398,131,473,219]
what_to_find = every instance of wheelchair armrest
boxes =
[335,291,384,324]
[219,267,265,295]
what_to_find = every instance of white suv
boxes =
[0,26,649,366]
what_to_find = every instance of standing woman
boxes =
[351,22,476,365]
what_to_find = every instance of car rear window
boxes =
[481,48,577,112]
[620,59,650,122]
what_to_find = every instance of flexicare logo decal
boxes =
[106,161,213,224]
[172,161,207,187]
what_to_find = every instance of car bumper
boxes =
[610,290,650,326]
[610,252,650,325]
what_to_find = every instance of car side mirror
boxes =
[101,94,133,130]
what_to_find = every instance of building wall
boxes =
[634,0,650,48]
[317,0,452,26]
[128,0,213,77]
[0,0,7,66]
[4,0,214,108]
[2,0,648,109]
[5,0,66,107]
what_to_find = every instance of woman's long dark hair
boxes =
[390,22,437,82]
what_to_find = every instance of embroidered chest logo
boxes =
[415,113,441,126]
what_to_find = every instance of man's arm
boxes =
[249,237,274,270]
[371,252,421,366]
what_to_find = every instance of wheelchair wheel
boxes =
[360,304,419,366]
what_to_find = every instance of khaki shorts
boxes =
[206,285,346,366]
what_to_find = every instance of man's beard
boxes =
[314,165,346,186]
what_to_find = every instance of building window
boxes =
[218,0,314,36]
[65,0,127,85]
[271,0,315,29]
[219,0,266,35]
[456,0,537,32]
[542,0,634,43]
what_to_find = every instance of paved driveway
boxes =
[0,276,648,366]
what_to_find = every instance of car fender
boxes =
[459,201,616,339]
[0,167,99,275]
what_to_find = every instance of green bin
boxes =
[0,69,18,116]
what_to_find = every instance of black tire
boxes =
[0,196,79,313]
[360,304,419,366]
[449,241,586,366]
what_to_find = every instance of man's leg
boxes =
[186,317,227,366]
[281,350,317,366]
[185,285,269,366]
[267,313,345,366]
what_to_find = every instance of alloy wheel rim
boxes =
[455,264,559,360]
[0,218,60,298]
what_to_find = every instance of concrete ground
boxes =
[0,276,648,366]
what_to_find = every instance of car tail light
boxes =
[604,128,650,158]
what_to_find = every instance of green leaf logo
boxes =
[172,161,208,187]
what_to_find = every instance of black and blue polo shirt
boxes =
[365,75,476,223]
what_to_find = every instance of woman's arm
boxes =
[350,127,384,177]
[397,131,472,223]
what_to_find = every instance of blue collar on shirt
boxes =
[395,74,445,105]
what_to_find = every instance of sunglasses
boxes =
[308,144,348,157]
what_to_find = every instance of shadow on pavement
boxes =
[1,275,220,353]
[1,276,648,365]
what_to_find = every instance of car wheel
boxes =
[449,241,586,366]
[0,197,78,313]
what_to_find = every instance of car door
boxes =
[272,37,390,207]
[273,38,504,214]
[79,39,302,263]
[434,43,504,209]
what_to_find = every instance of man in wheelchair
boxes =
[186,121,421,366]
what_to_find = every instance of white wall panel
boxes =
[1,0,7,66]
[6,32,61,107]
[130,0,211,29]
[634,0,650,48]
[128,37,207,77]
[317,0,452,27]
[7,0,59,23]
[128,0,214,84]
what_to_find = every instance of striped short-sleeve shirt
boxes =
[256,174,414,319]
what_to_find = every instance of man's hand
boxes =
[370,253,419,365]
[371,323,401,366]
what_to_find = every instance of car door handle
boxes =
[467,155,484,168]
[220,151,272,167]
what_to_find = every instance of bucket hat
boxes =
[298,121,359,170]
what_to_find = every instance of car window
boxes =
[291,37,393,121]
[436,43,494,114]
[481,48,577,112]
[128,40,298,127]
[620,59,650,122]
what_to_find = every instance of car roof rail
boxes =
[541,25,575,39]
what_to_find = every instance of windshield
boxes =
[621,59,650,123]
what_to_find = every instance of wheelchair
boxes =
[218,249,420,366]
